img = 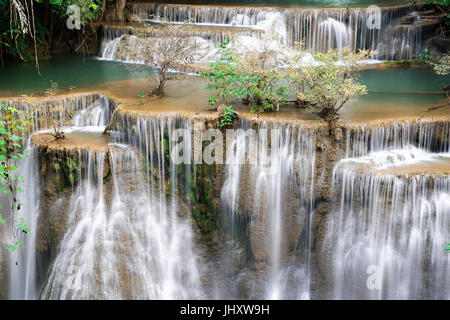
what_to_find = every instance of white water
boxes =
[221,120,317,299]
[121,2,421,60]
[42,145,203,299]
[2,102,449,300]
[5,94,115,299]
[324,147,450,299]
[7,146,41,299]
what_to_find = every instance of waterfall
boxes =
[2,100,449,299]
[40,115,204,299]
[0,93,116,132]
[343,120,450,157]
[221,120,319,299]
[6,146,41,299]
[41,145,202,299]
[3,93,115,299]
[121,2,419,60]
[323,147,450,299]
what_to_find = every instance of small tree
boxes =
[201,39,241,109]
[427,53,450,108]
[288,48,373,130]
[125,23,199,97]
[235,41,288,113]
[43,81,65,139]
[202,39,287,114]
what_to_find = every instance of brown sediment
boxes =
[375,158,450,176]
[3,79,448,123]
[31,131,111,152]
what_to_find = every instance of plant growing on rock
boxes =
[125,22,199,97]
[219,105,237,128]
[0,103,30,252]
[288,48,373,132]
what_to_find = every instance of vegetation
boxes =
[218,105,237,128]
[202,39,287,114]
[43,81,66,139]
[235,42,288,114]
[125,23,198,97]
[0,103,30,252]
[427,53,450,106]
[201,40,241,109]
[0,0,102,63]
[416,48,433,61]
[287,48,373,130]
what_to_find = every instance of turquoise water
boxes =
[0,56,149,95]
[1,56,447,95]
[142,0,405,8]
[1,56,448,119]
[359,68,449,93]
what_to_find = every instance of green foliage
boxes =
[219,105,237,128]
[288,48,372,124]
[202,39,287,114]
[416,48,433,61]
[428,54,450,75]
[0,0,102,61]
[0,103,29,251]
[201,40,242,108]
[421,0,449,6]
[138,91,148,99]
[445,243,450,251]
[235,48,288,113]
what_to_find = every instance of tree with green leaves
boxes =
[234,40,288,114]
[288,48,373,131]
[201,39,241,109]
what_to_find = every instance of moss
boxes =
[382,60,426,68]
[52,162,61,171]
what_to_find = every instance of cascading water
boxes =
[42,143,203,299]
[220,120,319,299]
[4,94,115,299]
[2,93,449,300]
[6,146,41,300]
[323,147,450,299]
[114,2,421,60]
[0,94,115,132]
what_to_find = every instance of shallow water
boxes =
[0,56,149,95]
[0,57,448,121]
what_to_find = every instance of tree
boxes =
[201,39,240,109]
[427,53,450,108]
[43,80,67,139]
[202,39,287,114]
[124,23,199,97]
[234,40,288,113]
[288,48,373,130]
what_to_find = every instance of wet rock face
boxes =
[29,110,450,298]
[103,0,128,22]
